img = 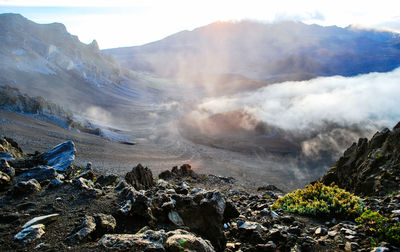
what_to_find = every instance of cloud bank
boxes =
[197,68,400,134]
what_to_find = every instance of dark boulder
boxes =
[96,174,119,187]
[173,190,228,251]
[125,164,155,190]
[159,164,198,180]
[0,158,15,178]
[12,179,41,196]
[18,166,58,182]
[320,123,400,196]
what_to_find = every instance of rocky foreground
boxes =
[1,124,400,251]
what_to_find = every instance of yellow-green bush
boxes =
[272,182,364,218]
[356,210,400,246]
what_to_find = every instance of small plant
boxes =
[356,210,387,238]
[272,182,364,218]
[356,210,400,246]
[386,222,400,245]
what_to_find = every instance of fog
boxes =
[196,69,400,132]
[175,68,400,171]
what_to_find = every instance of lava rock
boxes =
[14,224,45,243]
[0,158,15,178]
[12,178,41,196]
[0,137,24,159]
[94,214,116,235]
[257,185,283,193]
[65,215,96,244]
[168,210,184,226]
[320,125,400,196]
[315,227,328,236]
[38,140,75,172]
[125,164,155,190]
[19,166,58,182]
[98,230,166,251]
[96,174,119,187]
[0,170,12,190]
[159,164,198,180]
[165,229,215,252]
[236,221,266,244]
[173,190,229,251]
[76,168,95,181]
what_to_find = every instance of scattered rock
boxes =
[114,180,128,191]
[18,166,58,182]
[98,230,166,251]
[257,184,284,193]
[165,229,215,252]
[315,227,328,236]
[12,178,41,196]
[14,224,45,243]
[94,213,116,235]
[0,170,12,190]
[159,164,197,180]
[74,177,94,190]
[125,164,155,190]
[0,158,15,178]
[168,210,184,226]
[345,241,359,251]
[96,174,119,187]
[48,178,63,188]
[76,168,95,181]
[0,137,24,159]
[65,215,96,244]
[372,247,390,252]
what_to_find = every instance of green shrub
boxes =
[386,222,400,245]
[356,210,400,246]
[356,210,387,239]
[272,182,364,218]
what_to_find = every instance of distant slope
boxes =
[0,13,161,113]
[104,21,400,82]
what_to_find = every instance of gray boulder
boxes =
[165,229,215,252]
[14,224,45,243]
[98,230,166,251]
[65,215,96,244]
[38,140,75,172]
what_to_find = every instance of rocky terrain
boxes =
[1,122,400,251]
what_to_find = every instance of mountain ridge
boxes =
[104,20,400,84]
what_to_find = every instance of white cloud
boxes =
[197,68,400,132]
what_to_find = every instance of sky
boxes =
[1,0,400,49]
